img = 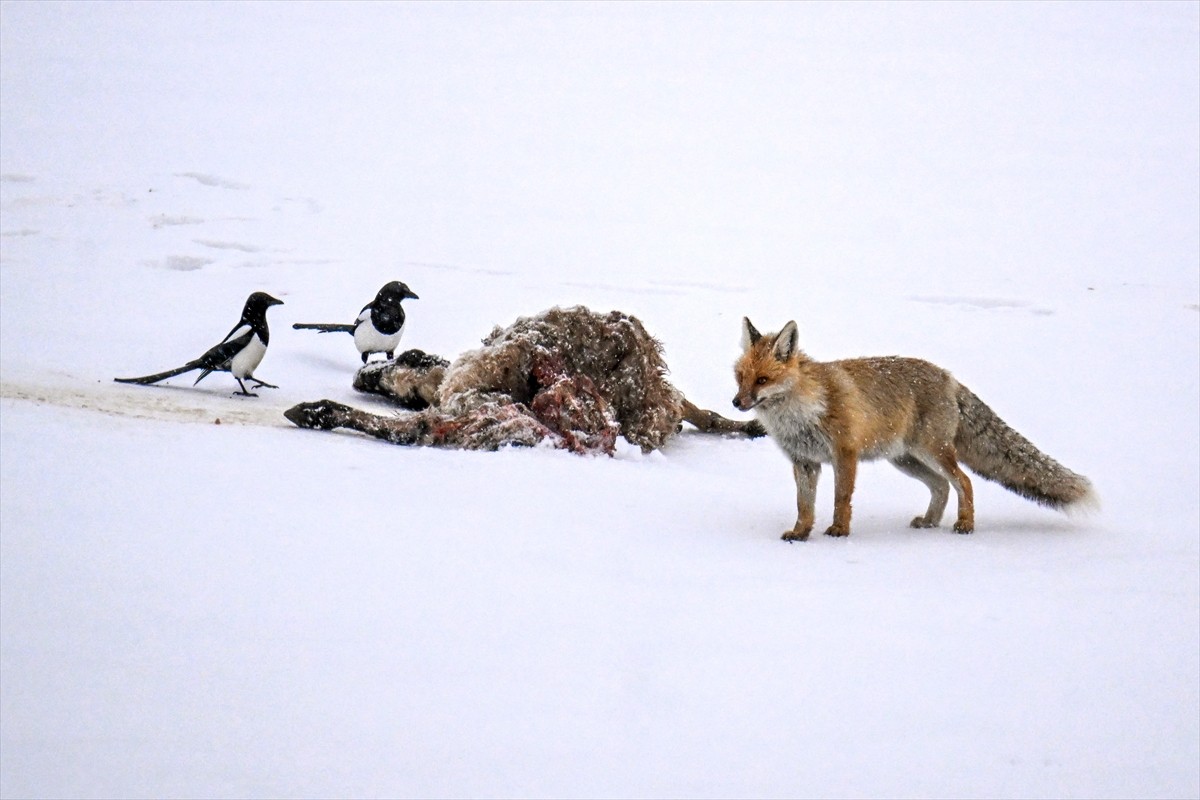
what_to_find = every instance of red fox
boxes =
[733,318,1096,540]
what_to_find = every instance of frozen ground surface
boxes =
[2,3,1198,798]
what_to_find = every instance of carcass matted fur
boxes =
[438,306,683,452]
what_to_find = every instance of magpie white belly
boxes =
[355,321,403,355]
[230,334,266,379]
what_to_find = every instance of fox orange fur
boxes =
[733,318,1096,540]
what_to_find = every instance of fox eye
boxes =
[755,376,768,385]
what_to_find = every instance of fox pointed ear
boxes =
[772,321,799,362]
[741,317,762,350]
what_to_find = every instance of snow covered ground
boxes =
[2,2,1197,798]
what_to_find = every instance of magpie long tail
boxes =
[293,323,354,334]
[114,361,200,386]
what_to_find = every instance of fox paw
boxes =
[781,528,811,542]
[823,525,850,537]
[910,517,938,529]
[952,520,974,534]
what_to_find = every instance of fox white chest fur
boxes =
[757,395,835,464]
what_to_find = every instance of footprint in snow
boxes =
[402,260,515,277]
[175,172,249,190]
[648,279,752,294]
[194,239,262,253]
[145,255,214,272]
[275,196,322,214]
[908,295,1054,316]
[562,280,686,297]
[150,214,205,229]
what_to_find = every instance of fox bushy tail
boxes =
[955,385,1097,512]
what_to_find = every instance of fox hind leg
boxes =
[914,446,974,533]
[891,453,950,528]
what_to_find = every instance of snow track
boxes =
[0,380,292,428]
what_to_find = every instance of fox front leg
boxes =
[784,460,821,541]
[826,449,859,537]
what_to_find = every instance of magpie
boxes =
[292,281,418,364]
[115,291,284,396]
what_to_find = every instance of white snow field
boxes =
[2,3,1198,798]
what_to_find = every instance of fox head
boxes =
[732,317,801,412]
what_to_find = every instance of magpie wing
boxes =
[351,304,375,334]
[192,324,254,383]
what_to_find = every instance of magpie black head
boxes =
[243,291,284,317]
[241,293,284,332]
[375,281,419,305]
